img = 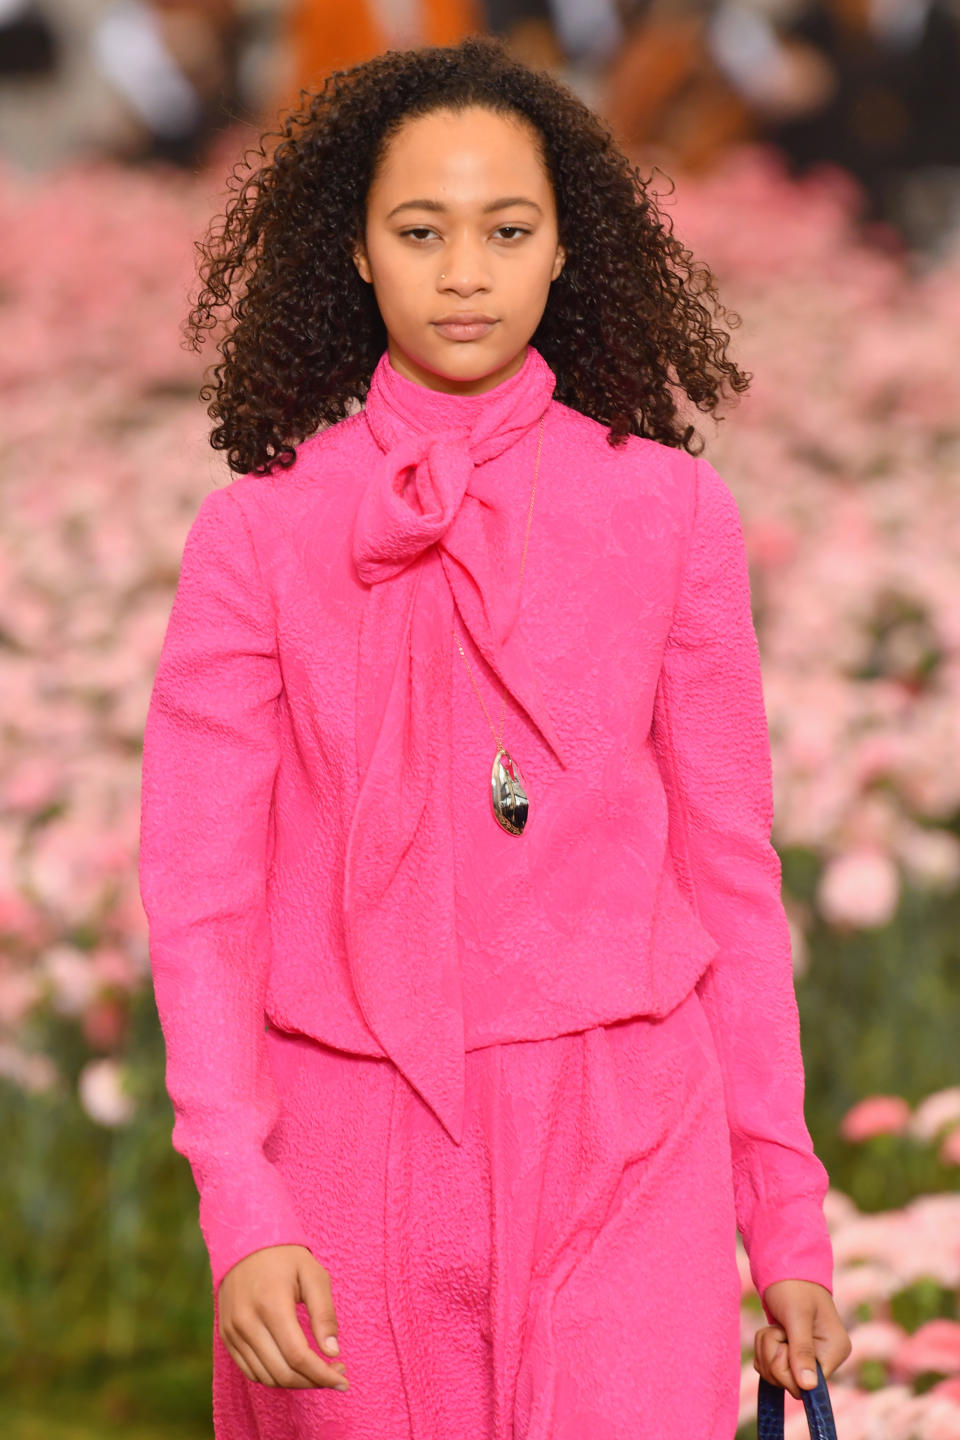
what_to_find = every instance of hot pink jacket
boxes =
[138,342,834,1306]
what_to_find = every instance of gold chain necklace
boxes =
[452,412,545,837]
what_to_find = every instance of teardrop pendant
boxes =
[491,747,529,835]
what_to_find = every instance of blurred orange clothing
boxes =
[277,0,484,105]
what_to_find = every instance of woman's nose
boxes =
[438,239,492,290]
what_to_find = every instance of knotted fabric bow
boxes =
[344,344,569,1144]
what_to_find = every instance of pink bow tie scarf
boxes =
[345,345,569,1145]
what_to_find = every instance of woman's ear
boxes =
[352,243,371,284]
[552,245,566,282]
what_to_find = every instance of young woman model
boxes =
[138,32,852,1440]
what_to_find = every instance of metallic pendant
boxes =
[491,747,529,835]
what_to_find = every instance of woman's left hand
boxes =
[755,1279,852,1400]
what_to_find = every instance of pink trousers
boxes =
[211,986,742,1439]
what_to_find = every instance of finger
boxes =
[223,1342,258,1384]
[243,1317,312,1388]
[784,1309,820,1394]
[219,1311,276,1385]
[226,1307,305,1388]
[225,1330,277,1386]
[758,1328,802,1401]
[299,1261,342,1362]
[753,1329,778,1375]
[255,1300,351,1389]
[753,1323,781,1372]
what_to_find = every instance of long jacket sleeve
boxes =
[650,456,834,1316]
[138,486,316,1296]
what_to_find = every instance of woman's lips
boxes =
[432,319,498,341]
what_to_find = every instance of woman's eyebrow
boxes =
[385,197,543,219]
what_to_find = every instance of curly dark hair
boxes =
[184,32,752,476]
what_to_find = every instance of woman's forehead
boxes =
[371,109,550,204]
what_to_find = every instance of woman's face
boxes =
[352,104,566,394]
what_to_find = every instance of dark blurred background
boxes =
[1,2,958,1437]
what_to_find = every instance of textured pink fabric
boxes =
[138,342,834,1350]
[212,996,743,1439]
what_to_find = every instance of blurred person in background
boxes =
[481,0,625,102]
[755,0,960,256]
[480,0,625,72]
[602,0,960,256]
[479,0,567,70]
[602,0,766,175]
[603,0,847,175]
[89,0,246,166]
[268,0,484,119]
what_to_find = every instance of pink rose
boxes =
[817,849,900,929]
[893,1319,960,1380]
[841,1095,912,1142]
[908,1087,960,1141]
[847,1319,908,1367]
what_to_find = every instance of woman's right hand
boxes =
[217,1244,350,1390]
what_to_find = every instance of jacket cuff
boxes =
[200,1161,318,1298]
[747,1193,835,1320]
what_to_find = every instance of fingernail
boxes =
[801,1368,817,1386]
[324,1336,340,1355]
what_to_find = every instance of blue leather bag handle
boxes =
[757,1360,838,1439]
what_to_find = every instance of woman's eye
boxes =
[399,226,530,243]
